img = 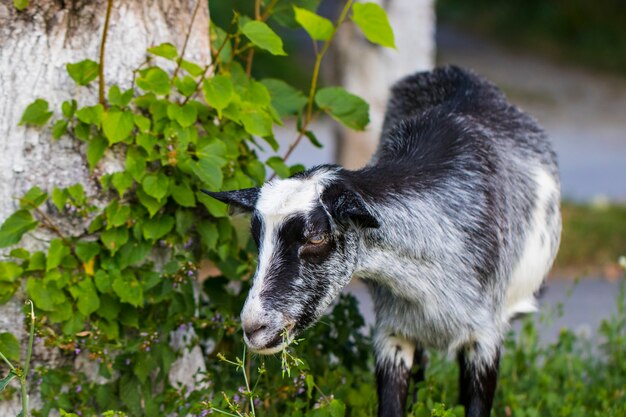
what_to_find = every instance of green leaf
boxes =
[76,104,104,125]
[94,270,112,294]
[0,333,19,362]
[125,147,147,181]
[134,114,151,133]
[112,274,143,307]
[267,156,290,179]
[197,221,218,251]
[142,215,175,241]
[19,99,53,126]
[242,21,287,56]
[52,120,69,139]
[328,399,346,417]
[192,141,227,190]
[196,192,228,218]
[142,172,170,201]
[294,6,334,41]
[136,67,171,95]
[180,60,204,77]
[105,200,131,228]
[171,183,196,207]
[315,87,369,130]
[47,239,70,271]
[26,276,65,311]
[167,103,197,128]
[175,76,197,97]
[72,278,100,316]
[351,2,396,48]
[19,186,47,209]
[51,187,68,211]
[27,251,46,271]
[111,171,134,197]
[101,227,129,254]
[67,184,86,205]
[0,371,17,393]
[0,210,38,248]
[75,241,100,263]
[102,110,135,144]
[202,75,234,116]
[240,108,273,137]
[66,59,100,86]
[305,130,323,148]
[87,135,108,171]
[62,100,77,118]
[148,42,178,60]
[108,85,134,107]
[13,0,29,11]
[262,79,307,117]
[244,81,272,107]
[271,0,320,28]
[136,188,164,218]
[0,261,23,285]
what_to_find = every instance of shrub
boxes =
[0,1,394,416]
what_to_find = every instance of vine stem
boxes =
[171,0,202,87]
[272,0,354,178]
[32,206,70,246]
[99,0,114,107]
[241,345,256,417]
[0,350,15,371]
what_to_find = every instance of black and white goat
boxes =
[204,66,561,417]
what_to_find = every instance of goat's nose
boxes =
[243,320,267,342]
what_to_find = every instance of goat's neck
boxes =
[352,182,460,286]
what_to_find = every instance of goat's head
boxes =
[204,167,379,354]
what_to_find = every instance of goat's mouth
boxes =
[245,322,296,355]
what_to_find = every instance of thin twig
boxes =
[271,0,355,179]
[171,0,203,83]
[32,207,69,246]
[260,0,279,20]
[0,350,15,371]
[181,33,232,105]
[99,0,114,107]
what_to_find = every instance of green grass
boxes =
[437,0,626,75]
[555,202,626,273]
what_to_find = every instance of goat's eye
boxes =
[307,234,326,245]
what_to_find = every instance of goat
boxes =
[204,66,561,417]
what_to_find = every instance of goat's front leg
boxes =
[375,331,416,417]
[458,344,501,417]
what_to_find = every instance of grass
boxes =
[555,201,626,275]
[437,0,626,76]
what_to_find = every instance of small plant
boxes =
[0,300,35,417]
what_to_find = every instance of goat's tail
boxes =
[381,65,504,139]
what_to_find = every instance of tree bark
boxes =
[0,1,210,414]
[334,0,435,169]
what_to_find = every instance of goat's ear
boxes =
[201,188,260,212]
[321,185,380,229]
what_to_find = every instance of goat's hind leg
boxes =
[458,343,501,417]
[375,331,416,417]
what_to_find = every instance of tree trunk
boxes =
[334,0,435,168]
[0,1,209,414]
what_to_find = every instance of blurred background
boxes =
[212,0,626,342]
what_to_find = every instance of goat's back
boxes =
[371,66,561,320]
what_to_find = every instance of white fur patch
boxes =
[375,331,416,369]
[504,167,559,319]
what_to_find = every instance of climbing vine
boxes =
[0,1,395,416]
